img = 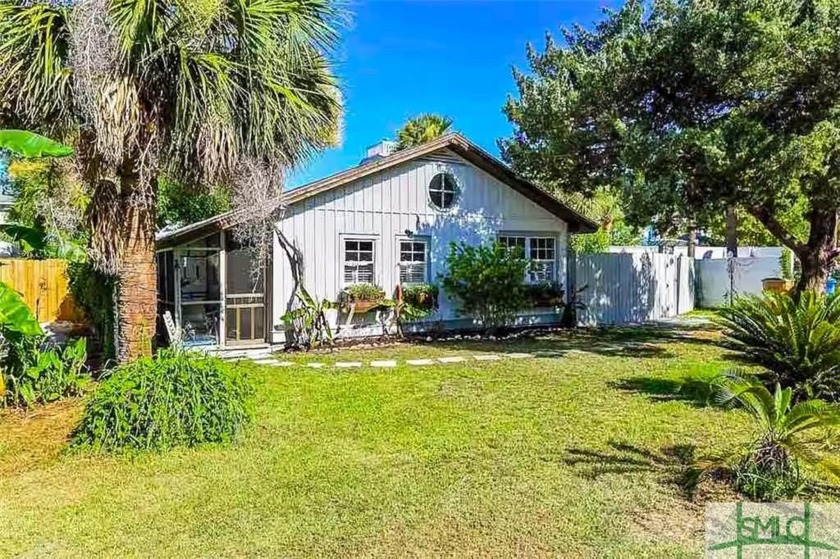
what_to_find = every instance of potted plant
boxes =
[525,281,565,308]
[339,283,386,314]
[401,283,439,312]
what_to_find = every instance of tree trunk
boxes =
[795,207,838,295]
[115,174,157,363]
[687,225,697,258]
[725,205,738,257]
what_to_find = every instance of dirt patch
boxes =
[0,398,83,475]
[628,502,705,551]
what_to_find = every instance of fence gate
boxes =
[574,252,694,326]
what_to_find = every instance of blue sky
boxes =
[288,0,618,188]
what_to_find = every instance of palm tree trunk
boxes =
[115,173,157,362]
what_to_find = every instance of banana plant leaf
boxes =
[0,281,42,337]
[0,223,48,253]
[0,130,73,158]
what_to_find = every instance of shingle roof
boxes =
[156,133,597,249]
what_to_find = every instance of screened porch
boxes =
[156,230,268,349]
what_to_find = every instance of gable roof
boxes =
[156,133,597,249]
[282,133,596,231]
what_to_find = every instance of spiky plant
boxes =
[0,0,342,361]
[395,113,453,150]
[717,291,840,400]
[717,378,840,499]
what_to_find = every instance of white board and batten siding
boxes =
[270,152,570,343]
[575,252,695,326]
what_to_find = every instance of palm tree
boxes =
[0,0,341,361]
[718,379,840,494]
[395,114,453,150]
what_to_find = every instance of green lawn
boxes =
[1,326,752,557]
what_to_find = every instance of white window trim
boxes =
[396,235,430,285]
[427,164,461,213]
[340,234,379,288]
[498,233,559,284]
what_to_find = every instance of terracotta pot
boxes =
[762,278,794,294]
[532,296,564,308]
[346,299,379,314]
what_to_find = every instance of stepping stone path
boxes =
[406,359,435,366]
[438,356,466,364]
[246,352,535,369]
[473,354,502,361]
[371,360,397,368]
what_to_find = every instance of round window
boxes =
[429,172,458,210]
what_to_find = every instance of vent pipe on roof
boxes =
[359,140,397,165]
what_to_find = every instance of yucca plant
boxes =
[715,378,840,500]
[717,291,840,400]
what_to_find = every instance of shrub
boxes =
[0,281,90,407]
[713,379,840,500]
[717,291,840,400]
[3,338,90,407]
[440,242,529,331]
[72,350,253,451]
[67,262,116,360]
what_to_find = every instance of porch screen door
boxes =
[224,240,266,345]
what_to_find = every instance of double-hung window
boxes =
[498,234,557,283]
[498,235,526,255]
[399,239,428,284]
[343,239,375,284]
[528,237,556,282]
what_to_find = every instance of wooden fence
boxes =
[0,259,82,323]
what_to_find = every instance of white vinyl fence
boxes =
[574,252,695,325]
[696,256,782,308]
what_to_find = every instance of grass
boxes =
[1,325,752,557]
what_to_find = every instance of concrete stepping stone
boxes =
[370,360,397,368]
[438,356,466,363]
[473,354,501,361]
[252,358,279,365]
[266,361,295,367]
[507,353,534,359]
[335,361,363,368]
[306,362,325,369]
[406,359,436,366]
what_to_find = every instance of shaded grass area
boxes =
[1,326,751,557]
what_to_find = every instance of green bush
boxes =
[72,350,253,451]
[3,338,90,407]
[717,291,840,400]
[440,242,529,331]
[0,281,90,407]
[67,262,116,360]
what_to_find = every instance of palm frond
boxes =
[0,2,73,132]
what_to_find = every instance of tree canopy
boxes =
[396,114,453,150]
[501,0,840,291]
[0,0,343,360]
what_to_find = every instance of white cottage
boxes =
[155,133,596,348]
